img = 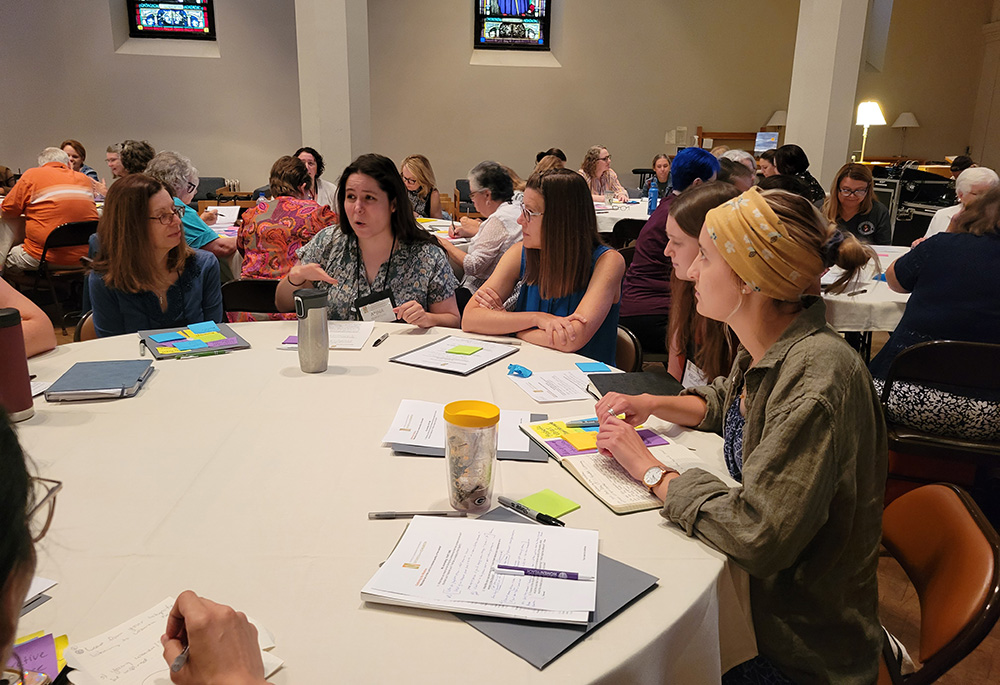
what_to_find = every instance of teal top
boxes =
[175,196,218,250]
[515,244,619,365]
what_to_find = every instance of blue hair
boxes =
[671,148,720,192]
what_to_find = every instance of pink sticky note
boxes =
[207,336,238,348]
[11,634,58,679]
[638,429,669,447]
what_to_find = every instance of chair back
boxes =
[881,483,1000,684]
[222,279,281,314]
[73,310,96,342]
[615,326,643,372]
[38,220,99,264]
[881,340,1000,403]
[193,176,227,202]
[619,246,636,269]
[610,219,645,249]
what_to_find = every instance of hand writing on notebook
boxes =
[596,414,678,500]
[161,590,268,685]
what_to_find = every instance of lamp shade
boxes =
[856,101,886,126]
[891,112,920,128]
[766,110,787,127]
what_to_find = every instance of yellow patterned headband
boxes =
[704,187,824,301]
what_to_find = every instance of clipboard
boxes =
[137,322,251,360]
[389,335,518,376]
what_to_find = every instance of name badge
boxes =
[681,359,709,389]
[355,289,397,322]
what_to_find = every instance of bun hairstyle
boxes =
[759,189,874,294]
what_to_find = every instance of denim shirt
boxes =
[88,250,223,337]
[663,297,887,684]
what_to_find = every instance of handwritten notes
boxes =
[12,633,58,678]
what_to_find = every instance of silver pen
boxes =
[171,645,189,672]
[368,510,468,520]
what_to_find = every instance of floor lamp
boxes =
[856,101,886,163]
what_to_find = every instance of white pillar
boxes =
[294,0,371,173]
[784,0,870,188]
[970,1,1000,169]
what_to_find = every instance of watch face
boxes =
[643,466,665,487]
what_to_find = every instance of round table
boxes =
[595,201,650,235]
[19,322,756,683]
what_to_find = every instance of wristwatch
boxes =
[642,464,669,492]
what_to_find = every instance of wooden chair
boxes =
[73,310,96,342]
[610,218,645,249]
[9,219,98,334]
[221,279,281,315]
[615,325,643,372]
[439,192,457,219]
[879,483,1000,684]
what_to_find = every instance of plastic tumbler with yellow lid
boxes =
[443,400,500,514]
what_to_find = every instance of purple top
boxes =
[619,193,676,318]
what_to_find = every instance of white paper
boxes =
[204,205,239,227]
[327,321,375,349]
[392,335,517,375]
[30,381,51,397]
[362,516,598,622]
[64,598,283,683]
[509,369,592,403]
[382,399,530,453]
[23,575,57,606]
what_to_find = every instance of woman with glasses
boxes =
[579,145,629,203]
[824,163,891,244]
[400,154,443,219]
[462,169,625,365]
[88,174,223,337]
[144,151,238,264]
[0,411,269,685]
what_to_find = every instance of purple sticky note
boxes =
[638,429,668,447]
[546,439,597,456]
[282,335,298,345]
[207,336,238,348]
[11,634,58,679]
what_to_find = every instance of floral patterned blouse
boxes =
[296,227,458,320]
[238,196,337,280]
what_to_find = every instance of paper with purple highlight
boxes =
[545,438,592,457]
[207,336,238,348]
[12,633,58,679]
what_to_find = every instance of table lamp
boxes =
[856,101,886,163]
[891,112,920,157]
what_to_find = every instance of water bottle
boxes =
[0,308,35,422]
[648,180,658,215]
[294,288,328,373]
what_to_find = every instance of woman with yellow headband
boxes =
[596,187,887,684]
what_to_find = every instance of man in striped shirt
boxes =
[1,147,98,272]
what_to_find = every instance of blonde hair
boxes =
[400,154,437,198]
[533,154,565,174]
[580,145,607,178]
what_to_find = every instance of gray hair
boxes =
[38,147,70,166]
[957,167,999,197]
[468,160,514,203]
[721,149,756,172]
[106,143,121,154]
[144,151,198,196]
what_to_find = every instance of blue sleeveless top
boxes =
[515,244,620,366]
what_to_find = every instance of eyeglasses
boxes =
[521,206,543,221]
[598,155,611,162]
[29,477,62,543]
[469,187,488,197]
[149,206,185,224]
[838,187,868,198]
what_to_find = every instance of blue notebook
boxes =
[44,360,154,402]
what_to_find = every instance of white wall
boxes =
[0,0,302,189]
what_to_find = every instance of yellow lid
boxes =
[443,400,500,428]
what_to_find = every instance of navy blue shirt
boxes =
[838,201,891,245]
[869,232,1000,378]
[88,250,223,337]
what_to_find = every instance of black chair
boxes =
[73,310,96,342]
[9,220,98,333]
[618,246,636,269]
[221,279,281,315]
[193,176,227,202]
[632,167,655,191]
[610,219,645,249]
[615,325,643,372]
[454,179,481,217]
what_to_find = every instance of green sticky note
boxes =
[518,489,580,519]
[447,345,483,355]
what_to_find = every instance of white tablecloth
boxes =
[823,246,910,332]
[596,201,650,234]
[19,323,756,683]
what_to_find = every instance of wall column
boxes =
[294,0,371,173]
[784,0,870,188]
[970,1,1000,169]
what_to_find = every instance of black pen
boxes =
[498,496,564,526]
[847,289,868,297]
[372,332,389,347]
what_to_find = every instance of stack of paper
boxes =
[21,576,57,615]
[65,598,283,684]
[362,516,599,624]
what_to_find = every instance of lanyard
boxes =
[354,234,397,300]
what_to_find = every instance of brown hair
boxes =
[524,169,602,299]
[400,154,437,198]
[668,182,740,380]
[823,163,874,222]
[533,155,565,174]
[500,164,526,192]
[269,155,310,198]
[580,145,607,178]
[951,186,1000,237]
[92,174,192,293]
[60,139,86,161]
[119,140,156,175]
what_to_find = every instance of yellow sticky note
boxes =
[446,345,482,355]
[189,331,226,342]
[529,421,567,440]
[179,329,194,338]
[519,489,580,518]
[55,634,68,670]
[15,631,44,645]
[157,346,181,355]
[564,432,598,451]
[416,217,435,223]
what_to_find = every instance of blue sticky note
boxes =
[872,273,887,282]
[150,331,185,343]
[188,321,220,334]
[174,339,209,351]
[576,362,612,373]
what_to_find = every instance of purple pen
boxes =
[494,564,595,581]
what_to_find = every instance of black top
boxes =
[838,201,891,245]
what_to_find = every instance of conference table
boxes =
[18,322,757,683]
[595,201,650,234]
[823,245,910,333]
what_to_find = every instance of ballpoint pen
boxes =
[565,418,600,428]
[372,332,389,347]
[494,565,594,581]
[368,510,468,519]
[171,645,189,672]
[174,349,229,360]
[498,495,564,526]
